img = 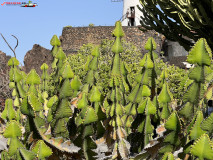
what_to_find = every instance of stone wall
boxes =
[22,26,165,77]
[22,26,187,76]
[163,40,188,60]
[60,26,164,55]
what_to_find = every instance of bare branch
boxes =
[12,35,18,53]
[0,33,17,58]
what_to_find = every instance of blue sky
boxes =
[0,0,123,64]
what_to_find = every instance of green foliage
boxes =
[138,0,213,51]
[101,21,130,159]
[190,134,213,160]
[127,37,160,152]
[89,23,94,27]
[64,25,72,27]
[1,22,213,160]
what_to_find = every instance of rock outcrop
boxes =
[0,51,11,72]
[23,44,53,75]
[0,51,11,104]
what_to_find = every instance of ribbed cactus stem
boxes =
[112,53,120,75]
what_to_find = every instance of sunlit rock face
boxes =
[0,51,11,102]
[23,44,53,75]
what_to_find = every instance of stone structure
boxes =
[60,26,164,55]
[168,56,187,69]
[22,26,164,76]
[121,0,142,26]
[22,26,188,75]
[163,40,188,61]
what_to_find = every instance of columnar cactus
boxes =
[2,21,213,160]
[158,69,173,120]
[102,21,130,160]
[138,0,213,51]
[127,38,159,152]
[179,38,212,118]
[50,35,61,68]
[74,45,105,159]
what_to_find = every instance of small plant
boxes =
[89,23,95,27]
[65,25,72,28]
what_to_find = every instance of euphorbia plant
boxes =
[127,37,159,152]
[102,21,131,160]
[73,45,106,160]
[1,21,213,160]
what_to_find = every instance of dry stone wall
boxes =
[23,26,165,76]
[60,26,164,55]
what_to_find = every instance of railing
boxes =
[127,11,135,18]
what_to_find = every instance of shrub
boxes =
[64,25,72,28]
[89,23,94,27]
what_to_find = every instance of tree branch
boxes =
[0,33,18,58]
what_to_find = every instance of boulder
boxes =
[0,51,10,73]
[23,44,53,75]
[0,51,11,104]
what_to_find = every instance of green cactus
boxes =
[158,70,173,120]
[101,21,131,160]
[2,22,213,160]
[40,63,49,92]
[72,45,104,159]
[127,38,159,152]
[179,38,211,118]
[138,0,213,51]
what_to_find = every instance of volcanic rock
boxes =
[23,44,53,75]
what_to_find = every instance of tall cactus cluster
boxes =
[126,37,159,152]
[102,21,131,160]
[1,21,213,160]
[138,0,213,51]
[73,45,106,160]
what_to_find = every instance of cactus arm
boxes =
[138,0,213,51]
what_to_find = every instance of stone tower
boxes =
[111,0,142,26]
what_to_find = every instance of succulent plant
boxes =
[1,22,213,160]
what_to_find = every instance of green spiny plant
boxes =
[2,21,213,160]
[138,0,213,51]
[73,45,106,160]
[127,37,159,152]
[133,38,213,160]
[158,69,173,121]
[179,38,212,119]
[102,21,130,160]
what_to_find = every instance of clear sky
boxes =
[0,0,123,64]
